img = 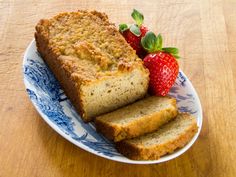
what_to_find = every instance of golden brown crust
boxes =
[35,30,87,119]
[95,120,121,140]
[95,97,178,142]
[36,11,146,77]
[116,114,198,160]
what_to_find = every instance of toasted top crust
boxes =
[35,10,148,84]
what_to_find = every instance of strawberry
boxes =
[140,25,149,36]
[141,32,180,96]
[119,9,149,58]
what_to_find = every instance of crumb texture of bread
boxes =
[116,113,198,160]
[35,11,149,122]
[95,96,178,142]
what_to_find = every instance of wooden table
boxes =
[0,0,235,176]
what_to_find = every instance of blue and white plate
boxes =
[23,40,202,164]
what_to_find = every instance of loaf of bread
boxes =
[35,11,149,122]
[95,96,178,142]
[116,113,198,160]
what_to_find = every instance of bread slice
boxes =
[95,96,178,142]
[116,113,198,160]
[35,11,149,122]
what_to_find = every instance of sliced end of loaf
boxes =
[81,68,149,119]
[116,113,198,160]
[95,96,178,142]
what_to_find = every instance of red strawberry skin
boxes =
[140,25,148,36]
[143,52,179,96]
[122,25,148,58]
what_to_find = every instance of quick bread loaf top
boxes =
[35,11,149,121]
[37,11,145,73]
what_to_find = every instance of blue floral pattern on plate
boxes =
[23,40,202,164]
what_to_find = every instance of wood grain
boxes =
[0,0,235,176]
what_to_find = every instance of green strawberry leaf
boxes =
[141,32,180,58]
[131,9,144,27]
[119,23,129,33]
[130,24,141,36]
[162,47,179,54]
[141,31,157,53]
[162,47,180,59]
[155,34,163,50]
[172,54,180,59]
